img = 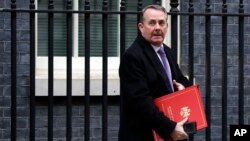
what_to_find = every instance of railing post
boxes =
[102,1,108,141]
[66,0,73,141]
[29,0,36,141]
[170,0,179,61]
[188,0,194,84]
[11,0,17,140]
[221,1,228,141]
[205,1,211,141]
[48,0,54,140]
[137,0,142,35]
[119,2,126,138]
[84,1,91,141]
[238,0,244,125]
[188,1,194,141]
[120,0,126,56]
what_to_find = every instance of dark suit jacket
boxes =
[118,34,191,141]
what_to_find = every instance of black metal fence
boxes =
[1,0,250,141]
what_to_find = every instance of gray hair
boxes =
[140,5,168,22]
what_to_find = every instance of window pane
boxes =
[78,0,118,57]
[37,0,156,57]
[37,0,67,56]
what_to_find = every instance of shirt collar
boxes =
[151,44,163,53]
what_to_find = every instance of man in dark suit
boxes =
[119,4,192,141]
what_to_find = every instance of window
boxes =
[35,0,171,96]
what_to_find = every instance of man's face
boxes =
[138,8,168,46]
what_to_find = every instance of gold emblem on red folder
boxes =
[180,106,191,118]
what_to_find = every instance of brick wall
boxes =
[33,97,119,141]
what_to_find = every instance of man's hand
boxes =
[170,117,189,141]
[173,80,185,91]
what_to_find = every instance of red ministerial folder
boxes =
[153,85,207,141]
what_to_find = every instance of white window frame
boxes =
[35,0,174,96]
